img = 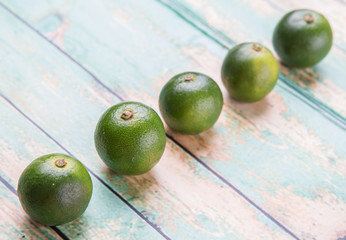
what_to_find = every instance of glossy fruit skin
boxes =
[221,42,279,102]
[94,102,166,175]
[17,153,92,226]
[273,9,333,68]
[159,72,223,135]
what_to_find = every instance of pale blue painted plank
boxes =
[0,6,292,240]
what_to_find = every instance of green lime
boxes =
[273,9,333,68]
[159,72,223,135]
[17,153,92,226]
[221,42,279,102]
[94,102,166,175]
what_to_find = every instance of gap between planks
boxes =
[156,0,346,130]
[0,2,301,239]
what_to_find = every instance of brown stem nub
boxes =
[55,159,67,168]
[252,43,262,52]
[121,110,134,120]
[304,13,314,24]
[184,74,195,81]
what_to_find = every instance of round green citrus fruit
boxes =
[17,153,92,226]
[159,72,223,135]
[221,42,279,102]
[94,102,166,175]
[273,9,333,68]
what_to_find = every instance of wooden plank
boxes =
[1,0,345,239]
[0,183,62,240]
[159,0,346,121]
[0,7,292,240]
[0,99,164,240]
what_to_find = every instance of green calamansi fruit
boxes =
[159,72,223,135]
[273,9,333,68]
[94,102,166,175]
[17,153,92,226]
[221,42,279,102]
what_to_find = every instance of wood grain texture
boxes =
[164,0,346,121]
[0,6,292,240]
[0,183,62,240]
[0,98,164,240]
[1,0,345,239]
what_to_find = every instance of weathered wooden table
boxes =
[0,0,345,239]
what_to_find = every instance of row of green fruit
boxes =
[17,9,332,226]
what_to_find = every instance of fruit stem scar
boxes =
[252,44,262,52]
[121,110,134,120]
[55,159,67,168]
[184,74,195,81]
[304,13,314,23]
